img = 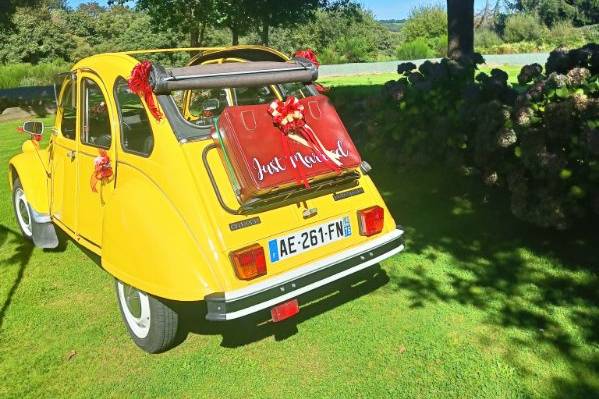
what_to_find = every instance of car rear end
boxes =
[180,140,404,322]
[156,58,404,322]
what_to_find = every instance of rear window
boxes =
[161,83,317,142]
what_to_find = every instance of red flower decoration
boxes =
[294,49,329,94]
[268,96,340,188]
[128,61,163,121]
[294,49,320,68]
[90,149,113,192]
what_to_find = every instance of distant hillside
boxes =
[378,19,405,32]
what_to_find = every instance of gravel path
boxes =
[319,52,550,77]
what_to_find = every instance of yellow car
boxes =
[8,45,404,353]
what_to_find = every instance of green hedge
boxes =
[0,62,69,89]
[381,44,599,229]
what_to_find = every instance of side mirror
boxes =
[18,121,44,142]
[23,121,44,135]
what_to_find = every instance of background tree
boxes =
[0,0,48,32]
[506,0,599,26]
[0,3,74,63]
[111,0,216,47]
[250,0,320,46]
[214,0,253,45]
[447,0,474,59]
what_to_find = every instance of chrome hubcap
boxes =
[117,281,151,339]
[124,285,142,318]
[14,188,32,237]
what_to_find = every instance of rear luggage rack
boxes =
[202,143,360,215]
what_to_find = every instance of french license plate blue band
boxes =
[269,239,280,263]
[343,216,351,237]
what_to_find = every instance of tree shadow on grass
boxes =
[327,81,599,396]
[0,225,34,331]
[372,163,599,397]
[0,224,69,331]
[176,265,389,348]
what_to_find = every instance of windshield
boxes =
[160,82,318,141]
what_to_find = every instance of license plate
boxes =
[268,216,352,263]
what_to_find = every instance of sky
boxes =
[66,0,491,20]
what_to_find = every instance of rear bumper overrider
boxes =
[205,228,404,321]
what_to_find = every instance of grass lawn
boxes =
[1,74,598,398]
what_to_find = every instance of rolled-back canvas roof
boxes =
[151,59,317,94]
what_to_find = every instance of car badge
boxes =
[302,208,318,219]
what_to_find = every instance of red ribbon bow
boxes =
[268,96,340,188]
[128,61,163,121]
[294,49,328,94]
[90,149,113,192]
[294,49,320,68]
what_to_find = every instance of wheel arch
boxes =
[8,152,50,214]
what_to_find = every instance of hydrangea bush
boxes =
[383,44,599,229]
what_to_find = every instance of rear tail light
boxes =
[230,244,267,280]
[271,299,299,322]
[357,206,385,236]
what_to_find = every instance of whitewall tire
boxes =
[12,178,33,239]
[115,280,180,353]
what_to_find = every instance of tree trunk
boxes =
[198,21,206,46]
[447,0,475,59]
[232,27,239,45]
[260,16,269,45]
[190,24,199,47]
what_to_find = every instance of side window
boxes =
[115,78,154,157]
[59,79,77,140]
[81,78,111,149]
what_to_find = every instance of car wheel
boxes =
[115,280,180,353]
[12,178,33,240]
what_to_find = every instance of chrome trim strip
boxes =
[165,66,307,81]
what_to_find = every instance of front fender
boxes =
[101,166,221,301]
[8,145,50,214]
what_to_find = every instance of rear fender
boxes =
[101,167,222,301]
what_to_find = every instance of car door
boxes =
[76,73,117,247]
[50,74,79,233]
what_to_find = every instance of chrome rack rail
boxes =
[201,143,360,215]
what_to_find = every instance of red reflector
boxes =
[358,206,385,236]
[230,244,267,280]
[271,299,299,322]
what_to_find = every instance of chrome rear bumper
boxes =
[205,228,404,321]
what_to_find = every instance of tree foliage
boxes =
[402,5,447,43]
[507,0,599,26]
[0,0,41,32]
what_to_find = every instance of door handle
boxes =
[67,150,76,161]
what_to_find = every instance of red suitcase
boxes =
[214,95,362,203]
